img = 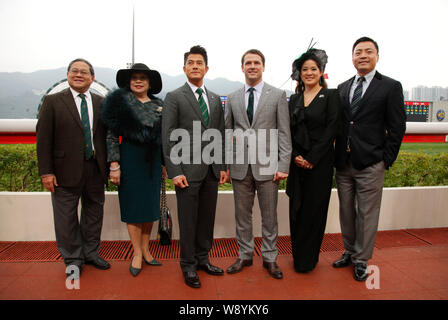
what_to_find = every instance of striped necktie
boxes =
[196,88,209,126]
[78,93,93,160]
[247,87,255,125]
[351,76,365,114]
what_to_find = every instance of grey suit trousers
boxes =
[335,160,385,264]
[232,167,279,262]
[51,159,105,266]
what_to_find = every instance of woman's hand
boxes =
[294,155,314,170]
[109,162,121,186]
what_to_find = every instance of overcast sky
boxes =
[0,0,447,92]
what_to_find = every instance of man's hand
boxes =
[219,171,227,185]
[225,169,231,184]
[173,175,189,189]
[42,174,58,192]
[162,166,167,179]
[273,171,288,181]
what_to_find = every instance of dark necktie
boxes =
[247,87,255,125]
[79,93,93,160]
[350,76,365,114]
[196,88,209,126]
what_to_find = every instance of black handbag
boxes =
[158,175,172,245]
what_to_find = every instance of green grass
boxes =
[1,143,447,191]
[400,143,448,155]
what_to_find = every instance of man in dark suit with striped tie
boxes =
[333,37,406,281]
[162,46,227,288]
[36,58,110,279]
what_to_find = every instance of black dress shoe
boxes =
[353,263,368,281]
[262,261,283,279]
[129,257,142,277]
[198,263,224,275]
[332,253,352,268]
[226,258,253,274]
[183,271,201,288]
[143,257,162,266]
[85,257,111,270]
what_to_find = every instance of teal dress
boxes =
[118,138,162,223]
[102,89,163,223]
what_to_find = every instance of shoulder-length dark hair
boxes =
[293,53,327,94]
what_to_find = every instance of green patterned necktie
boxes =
[78,93,93,160]
[247,87,255,125]
[196,88,209,126]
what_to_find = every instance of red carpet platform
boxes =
[0,228,447,300]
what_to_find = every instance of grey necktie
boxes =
[351,76,365,114]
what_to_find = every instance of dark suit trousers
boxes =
[51,159,105,266]
[175,167,218,272]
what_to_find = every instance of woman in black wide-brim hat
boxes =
[102,63,166,276]
[285,48,340,273]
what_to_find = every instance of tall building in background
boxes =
[403,90,410,101]
[412,85,448,101]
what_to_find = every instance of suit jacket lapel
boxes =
[182,83,206,127]
[237,87,250,127]
[205,87,218,126]
[91,93,101,135]
[358,71,381,107]
[353,71,381,117]
[61,88,83,130]
[252,84,270,126]
[340,77,354,119]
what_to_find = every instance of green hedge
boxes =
[0,144,447,192]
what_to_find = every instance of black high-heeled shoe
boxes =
[129,257,142,277]
[143,256,162,266]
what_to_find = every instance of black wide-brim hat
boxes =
[116,63,162,94]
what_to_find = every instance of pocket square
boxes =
[319,94,325,98]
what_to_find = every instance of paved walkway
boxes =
[0,229,447,301]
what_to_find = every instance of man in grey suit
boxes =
[225,49,292,279]
[162,45,227,288]
[36,58,110,279]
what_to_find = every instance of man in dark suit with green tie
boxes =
[162,46,227,288]
[36,58,110,279]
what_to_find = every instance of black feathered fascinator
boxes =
[291,39,328,81]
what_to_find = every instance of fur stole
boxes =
[101,88,163,146]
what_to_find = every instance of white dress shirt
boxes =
[349,69,376,103]
[187,81,210,113]
[70,87,95,151]
[244,81,264,116]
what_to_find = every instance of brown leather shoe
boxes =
[263,261,283,279]
[226,258,253,274]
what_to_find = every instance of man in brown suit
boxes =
[36,58,110,278]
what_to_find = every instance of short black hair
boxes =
[241,49,265,66]
[67,58,95,76]
[352,37,379,53]
[184,45,208,66]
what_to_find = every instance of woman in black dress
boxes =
[102,63,166,276]
[286,49,340,272]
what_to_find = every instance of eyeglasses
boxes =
[69,69,91,76]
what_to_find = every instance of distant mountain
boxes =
[0,67,292,119]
